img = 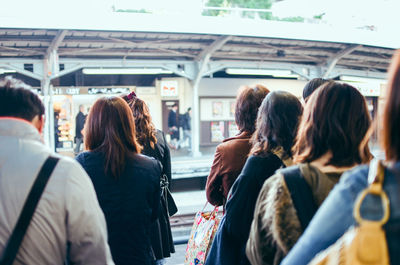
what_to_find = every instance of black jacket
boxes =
[141,130,175,259]
[205,153,284,265]
[75,111,86,138]
[167,110,178,128]
[179,113,191,130]
[76,151,161,265]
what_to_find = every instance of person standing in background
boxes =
[167,103,179,150]
[74,105,85,155]
[179,107,192,151]
[54,111,60,152]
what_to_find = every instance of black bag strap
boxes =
[281,166,317,231]
[0,156,59,265]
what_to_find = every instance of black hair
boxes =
[0,76,45,121]
[302,78,330,102]
[251,91,303,158]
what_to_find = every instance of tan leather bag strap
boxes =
[354,159,390,225]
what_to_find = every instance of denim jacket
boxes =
[282,162,400,265]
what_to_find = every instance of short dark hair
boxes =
[235,84,269,134]
[0,76,44,121]
[85,96,142,178]
[302,78,329,102]
[383,50,400,161]
[251,91,303,158]
[293,81,372,166]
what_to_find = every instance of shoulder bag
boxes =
[154,140,178,217]
[0,156,59,265]
[281,166,318,231]
[310,159,390,265]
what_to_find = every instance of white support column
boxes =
[191,62,202,157]
[41,76,52,148]
[190,36,232,157]
[43,30,67,151]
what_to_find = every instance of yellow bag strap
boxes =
[353,159,390,226]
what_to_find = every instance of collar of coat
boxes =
[0,118,42,142]
[222,131,251,143]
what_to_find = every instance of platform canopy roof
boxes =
[0,13,398,80]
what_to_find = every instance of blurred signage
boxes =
[136,86,156,95]
[161,80,178,97]
[66,88,80,95]
[52,87,131,95]
[355,83,381,97]
[200,98,236,121]
[211,121,225,142]
[88,87,130,94]
[53,87,80,95]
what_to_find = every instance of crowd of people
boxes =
[0,49,399,265]
[205,50,400,265]
[0,81,174,264]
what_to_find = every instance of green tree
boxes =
[202,0,273,20]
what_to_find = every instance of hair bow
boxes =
[126,91,137,100]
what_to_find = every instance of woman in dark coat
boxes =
[76,96,161,265]
[123,92,175,265]
[205,91,303,265]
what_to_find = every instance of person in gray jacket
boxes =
[0,76,114,265]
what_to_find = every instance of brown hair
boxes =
[293,81,372,166]
[122,94,157,149]
[383,50,400,161]
[235,84,270,134]
[251,91,303,158]
[84,96,142,178]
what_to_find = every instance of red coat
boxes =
[206,131,252,206]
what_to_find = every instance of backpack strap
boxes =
[280,166,318,231]
[0,156,59,265]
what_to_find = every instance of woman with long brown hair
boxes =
[246,81,372,265]
[122,92,175,265]
[76,96,161,265]
[281,50,400,265]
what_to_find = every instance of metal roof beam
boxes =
[0,64,43,80]
[195,35,232,62]
[46,30,67,56]
[49,64,83,80]
[323,44,362,78]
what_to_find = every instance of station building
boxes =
[0,13,396,156]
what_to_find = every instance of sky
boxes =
[271,0,398,30]
[0,0,397,33]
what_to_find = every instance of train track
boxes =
[170,213,196,228]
